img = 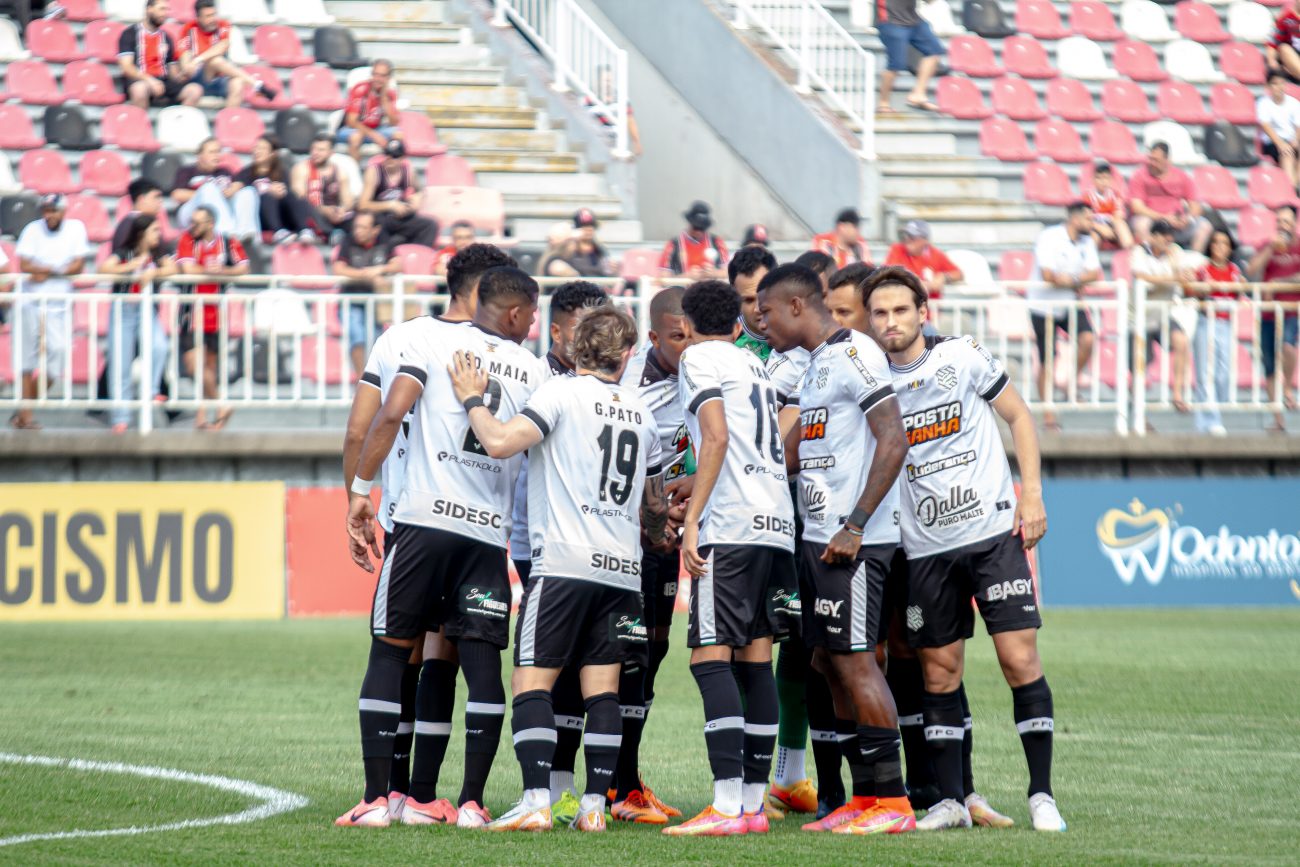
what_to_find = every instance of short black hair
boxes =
[1066,200,1092,218]
[127,178,162,204]
[1150,219,1175,237]
[1278,204,1298,219]
[311,132,334,147]
[681,279,740,336]
[1149,141,1170,157]
[727,244,776,285]
[649,284,685,331]
[550,280,608,317]
[477,266,539,308]
[1093,162,1112,176]
[828,262,877,292]
[793,250,835,276]
[195,0,215,11]
[1268,69,1287,84]
[860,265,928,310]
[757,263,822,302]
[447,243,517,299]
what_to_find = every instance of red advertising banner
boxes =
[285,486,378,617]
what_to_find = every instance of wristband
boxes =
[847,507,871,530]
[350,476,373,496]
[462,395,485,412]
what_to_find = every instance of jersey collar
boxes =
[738,317,767,345]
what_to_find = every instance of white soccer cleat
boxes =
[915,798,972,831]
[456,800,493,829]
[386,791,407,822]
[1028,793,1067,832]
[965,792,1015,828]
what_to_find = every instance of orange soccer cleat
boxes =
[611,790,669,825]
[832,797,917,835]
[662,805,748,837]
[334,797,390,828]
[768,778,819,814]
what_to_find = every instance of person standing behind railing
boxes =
[1246,203,1300,433]
[1131,220,1195,417]
[1186,230,1243,437]
[332,211,401,377]
[101,214,178,434]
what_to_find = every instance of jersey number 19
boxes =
[597,424,639,505]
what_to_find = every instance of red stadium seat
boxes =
[214,107,266,153]
[1247,163,1299,209]
[6,60,61,105]
[398,111,448,157]
[992,76,1047,120]
[1157,81,1215,124]
[1034,119,1089,162]
[300,336,347,385]
[1174,1,1230,42]
[215,151,243,176]
[1046,79,1102,121]
[253,26,313,67]
[1102,80,1159,122]
[80,150,132,196]
[18,150,77,195]
[63,59,124,106]
[1193,165,1248,209]
[999,250,1035,282]
[73,287,112,335]
[100,104,161,151]
[1071,0,1124,40]
[114,196,180,242]
[25,19,79,62]
[979,118,1036,161]
[424,153,476,187]
[0,104,45,149]
[621,248,660,281]
[1113,39,1170,81]
[64,194,113,243]
[948,35,1002,77]
[419,186,505,237]
[1220,41,1266,84]
[289,65,345,110]
[1090,121,1145,163]
[1237,206,1276,249]
[242,66,292,109]
[1024,162,1077,205]
[936,76,993,119]
[1016,0,1069,38]
[393,244,439,291]
[1003,35,1057,79]
[1079,162,1130,198]
[171,0,198,20]
[60,0,105,20]
[272,242,328,287]
[84,19,127,63]
[1210,82,1258,124]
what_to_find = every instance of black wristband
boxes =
[462,395,485,412]
[846,507,870,530]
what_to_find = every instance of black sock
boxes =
[858,724,906,798]
[806,668,844,804]
[646,640,670,705]
[1011,676,1054,798]
[886,655,935,792]
[408,658,456,803]
[614,661,647,800]
[358,638,411,802]
[511,689,555,792]
[387,662,419,795]
[583,691,622,798]
[733,661,778,787]
[838,717,872,798]
[551,667,585,778]
[922,688,966,801]
[691,660,744,782]
[457,639,505,807]
[959,682,975,798]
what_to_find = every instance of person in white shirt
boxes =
[1258,70,1300,190]
[1130,220,1195,416]
[13,195,88,430]
[1026,203,1103,432]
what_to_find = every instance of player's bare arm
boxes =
[347,374,424,569]
[822,395,907,565]
[681,398,727,577]
[782,408,802,476]
[448,350,544,458]
[640,470,672,552]
[992,384,1047,549]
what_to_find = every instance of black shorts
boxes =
[1030,310,1094,366]
[179,330,219,356]
[878,547,910,646]
[371,522,511,645]
[640,548,680,633]
[513,558,532,591]
[904,532,1042,649]
[687,544,796,649]
[798,541,892,653]
[118,74,190,105]
[514,576,645,669]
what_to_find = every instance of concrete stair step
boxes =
[512,217,643,244]
[326,0,451,24]
[477,172,609,196]
[402,85,525,107]
[892,198,1039,222]
[426,106,538,129]
[500,197,624,220]
[335,21,465,42]
[880,175,999,199]
[361,40,488,64]
[396,65,505,87]
[458,150,581,173]
[437,128,558,150]
[874,132,957,156]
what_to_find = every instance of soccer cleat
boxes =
[915,798,972,831]
[907,783,942,812]
[1028,793,1067,832]
[662,805,748,837]
[763,795,786,820]
[641,781,681,817]
[611,790,669,825]
[801,798,871,832]
[571,808,607,832]
[386,791,407,822]
[744,809,770,834]
[551,790,582,827]
[456,801,492,829]
[485,801,551,832]
[334,797,390,827]
[815,792,846,820]
[768,778,819,814]
[832,797,916,835]
[966,793,1015,828]
[401,797,458,825]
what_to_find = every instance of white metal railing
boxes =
[493,0,632,158]
[731,0,876,159]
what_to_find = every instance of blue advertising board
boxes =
[1039,478,1300,606]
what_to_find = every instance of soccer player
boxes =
[663,280,795,837]
[729,245,777,360]
[757,264,915,835]
[446,306,671,832]
[862,266,1064,833]
[340,266,545,828]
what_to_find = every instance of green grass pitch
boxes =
[1,609,1296,865]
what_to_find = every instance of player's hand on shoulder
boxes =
[448,350,488,403]
[1014,489,1047,550]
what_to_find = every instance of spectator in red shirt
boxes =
[175,204,249,430]
[1267,0,1300,81]
[117,0,202,109]
[291,134,356,243]
[1247,204,1300,432]
[812,207,872,270]
[884,219,963,300]
[1083,163,1134,250]
[434,221,476,275]
[660,201,729,278]
[1187,229,1242,436]
[338,60,403,165]
[177,0,275,109]
[1128,142,1213,254]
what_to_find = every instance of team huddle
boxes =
[338,242,1067,837]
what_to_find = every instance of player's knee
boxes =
[996,641,1043,687]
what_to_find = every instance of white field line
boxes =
[0,753,309,848]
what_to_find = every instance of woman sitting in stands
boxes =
[237,135,318,245]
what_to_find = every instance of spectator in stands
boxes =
[1128,142,1213,254]
[11,195,87,431]
[434,221,476,276]
[1186,229,1243,436]
[1247,204,1300,432]
[812,208,872,270]
[793,250,836,291]
[660,201,729,278]
[875,0,943,114]
[178,0,275,109]
[332,211,401,376]
[538,222,575,278]
[292,134,355,245]
[884,218,963,298]
[101,214,178,434]
[1267,0,1300,81]
[339,59,402,166]
[1084,164,1134,250]
[741,223,771,248]
[1028,202,1102,432]
[117,0,203,110]
[358,139,439,248]
[238,135,317,244]
[586,65,642,157]
[558,208,614,278]
[729,244,777,350]
[175,204,249,430]
[1257,71,1300,192]
[173,138,260,240]
[1132,220,1195,415]
[113,178,166,251]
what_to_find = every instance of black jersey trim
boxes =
[980,372,1010,402]
[646,461,663,477]
[859,385,897,414]
[396,365,427,386]
[688,387,723,414]
[520,407,550,437]
[360,371,381,389]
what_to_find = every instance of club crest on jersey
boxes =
[936,365,958,390]
[800,406,828,441]
[845,346,878,388]
[903,401,962,445]
[816,366,830,389]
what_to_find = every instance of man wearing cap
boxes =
[813,208,872,270]
[660,201,729,278]
[559,208,614,278]
[742,224,771,248]
[884,219,963,300]
[11,195,88,430]
[358,139,439,248]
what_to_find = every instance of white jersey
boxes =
[626,347,691,484]
[520,374,663,590]
[678,340,795,552]
[796,328,901,546]
[393,323,547,547]
[889,335,1016,558]
[508,353,566,560]
[766,346,810,409]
